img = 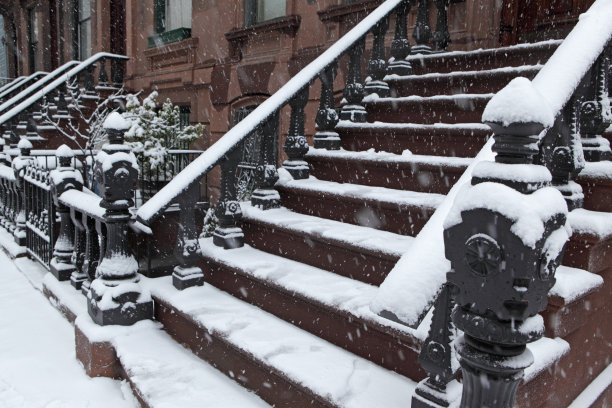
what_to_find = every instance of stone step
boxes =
[576,161,612,213]
[305,148,471,194]
[143,274,420,408]
[336,121,491,157]
[276,173,443,236]
[363,94,492,124]
[240,204,413,286]
[386,65,541,98]
[406,40,559,75]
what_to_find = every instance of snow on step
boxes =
[362,93,494,104]
[568,208,612,239]
[524,337,570,382]
[550,265,603,304]
[306,147,474,168]
[335,120,492,131]
[384,64,543,81]
[143,276,418,408]
[579,160,612,180]
[111,324,270,408]
[241,203,414,258]
[277,170,445,209]
[199,237,426,340]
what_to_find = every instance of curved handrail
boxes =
[0,76,26,95]
[0,52,129,126]
[0,72,47,101]
[0,61,81,114]
[136,0,404,224]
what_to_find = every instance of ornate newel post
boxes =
[314,63,341,150]
[12,139,34,246]
[443,79,570,408]
[88,112,153,326]
[213,147,244,250]
[173,182,205,290]
[432,0,451,52]
[365,16,391,97]
[412,0,432,54]
[388,0,413,76]
[283,86,310,178]
[251,113,281,210]
[49,145,83,281]
[340,39,368,123]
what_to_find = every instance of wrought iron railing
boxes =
[0,72,47,103]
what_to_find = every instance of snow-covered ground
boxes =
[0,249,137,408]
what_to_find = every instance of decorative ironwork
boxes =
[388,0,413,76]
[365,16,391,97]
[283,86,310,178]
[341,38,367,123]
[432,0,451,52]
[412,0,432,54]
[214,147,244,250]
[314,63,341,149]
[173,182,204,290]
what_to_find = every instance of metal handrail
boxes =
[0,52,129,126]
[137,0,404,224]
[0,72,47,101]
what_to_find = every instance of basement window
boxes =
[244,0,287,27]
[148,0,192,48]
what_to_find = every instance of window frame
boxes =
[244,0,287,27]
[149,0,192,48]
[27,7,39,73]
[73,0,92,61]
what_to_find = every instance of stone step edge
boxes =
[385,64,542,82]
[241,203,413,259]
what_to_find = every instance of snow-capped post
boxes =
[172,182,204,290]
[11,138,34,246]
[412,0,432,54]
[387,0,413,76]
[432,0,451,52]
[411,282,460,408]
[213,147,244,249]
[340,38,368,123]
[283,86,310,179]
[365,16,390,97]
[441,78,570,408]
[579,49,612,162]
[251,111,281,210]
[88,112,153,326]
[314,63,341,150]
[49,145,83,281]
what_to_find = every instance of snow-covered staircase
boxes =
[129,40,611,408]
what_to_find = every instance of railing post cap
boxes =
[56,144,74,167]
[17,138,33,155]
[103,112,130,131]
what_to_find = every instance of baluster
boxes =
[0,177,6,229]
[111,58,125,87]
[0,138,10,166]
[12,139,33,246]
[314,63,341,149]
[412,0,433,54]
[83,219,104,296]
[388,0,413,76]
[84,65,96,95]
[88,113,152,326]
[213,147,244,249]
[412,283,460,408]
[9,120,19,148]
[365,16,390,97]
[251,112,281,210]
[49,146,81,281]
[340,38,368,123]
[98,57,109,87]
[25,109,38,139]
[70,209,87,289]
[56,84,69,116]
[432,0,451,52]
[283,86,310,179]
[580,51,612,162]
[173,183,204,290]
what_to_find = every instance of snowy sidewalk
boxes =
[0,249,137,408]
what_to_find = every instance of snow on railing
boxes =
[0,76,26,95]
[0,61,80,114]
[0,52,129,126]
[136,0,404,224]
[0,72,47,101]
[483,0,612,126]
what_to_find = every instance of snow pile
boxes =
[482,77,554,127]
[104,111,131,130]
[444,182,569,248]
[370,138,495,326]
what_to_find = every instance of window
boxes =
[75,0,91,60]
[0,16,8,81]
[28,8,39,73]
[244,0,286,27]
[149,0,192,47]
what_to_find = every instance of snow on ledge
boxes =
[568,208,612,239]
[550,265,603,304]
